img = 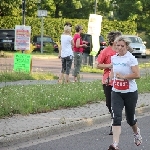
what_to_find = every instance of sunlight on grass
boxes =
[139,62,150,68]
[31,72,58,80]
[81,65,103,73]
[0,75,150,118]
[0,71,58,82]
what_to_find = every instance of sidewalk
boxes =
[0,82,150,147]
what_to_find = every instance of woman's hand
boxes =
[58,54,61,59]
[104,77,110,85]
[82,44,87,48]
[116,73,125,79]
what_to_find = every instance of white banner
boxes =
[87,14,103,56]
[14,25,31,50]
[87,14,102,36]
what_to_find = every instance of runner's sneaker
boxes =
[108,144,119,150]
[134,128,142,146]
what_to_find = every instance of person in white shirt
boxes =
[58,25,74,83]
[108,35,142,150]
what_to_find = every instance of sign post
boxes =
[37,10,47,53]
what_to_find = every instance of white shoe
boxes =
[134,128,142,146]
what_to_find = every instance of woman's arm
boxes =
[116,65,140,79]
[76,38,87,48]
[109,69,114,80]
[97,63,112,69]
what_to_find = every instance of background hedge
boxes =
[0,17,137,43]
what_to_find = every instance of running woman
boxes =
[108,35,142,150]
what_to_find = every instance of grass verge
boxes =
[0,71,58,82]
[0,75,150,118]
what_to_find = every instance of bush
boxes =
[0,17,137,43]
[44,43,54,53]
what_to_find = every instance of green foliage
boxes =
[0,0,150,37]
[44,43,54,53]
[137,31,150,48]
[0,16,137,43]
[111,0,150,34]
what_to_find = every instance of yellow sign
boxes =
[14,53,32,72]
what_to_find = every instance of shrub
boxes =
[44,43,54,53]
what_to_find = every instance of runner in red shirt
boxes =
[97,31,122,135]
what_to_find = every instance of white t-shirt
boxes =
[111,51,138,93]
[61,34,73,58]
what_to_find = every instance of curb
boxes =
[0,105,150,148]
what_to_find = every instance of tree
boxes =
[0,0,21,16]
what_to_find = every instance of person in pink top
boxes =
[97,31,122,135]
[72,25,87,82]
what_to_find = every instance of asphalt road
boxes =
[0,56,150,77]
[5,112,150,150]
[0,56,150,73]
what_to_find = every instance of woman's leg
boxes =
[65,56,73,83]
[111,91,124,146]
[123,91,142,146]
[72,52,82,81]
[58,58,66,83]
[103,84,113,135]
[72,52,77,81]
[103,84,112,113]
[123,91,138,127]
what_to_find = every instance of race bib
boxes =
[114,79,129,90]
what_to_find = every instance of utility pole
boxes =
[22,0,26,25]
[94,0,97,14]
[21,0,26,53]
[41,16,44,53]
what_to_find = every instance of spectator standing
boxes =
[108,35,142,150]
[58,25,74,83]
[97,31,122,135]
[72,25,87,82]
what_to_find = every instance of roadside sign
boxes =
[14,25,31,50]
[14,53,32,73]
[37,10,47,17]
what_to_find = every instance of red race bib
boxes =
[114,79,129,90]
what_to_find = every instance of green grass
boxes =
[81,65,103,73]
[0,71,58,82]
[0,80,104,118]
[139,62,150,68]
[0,75,150,118]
